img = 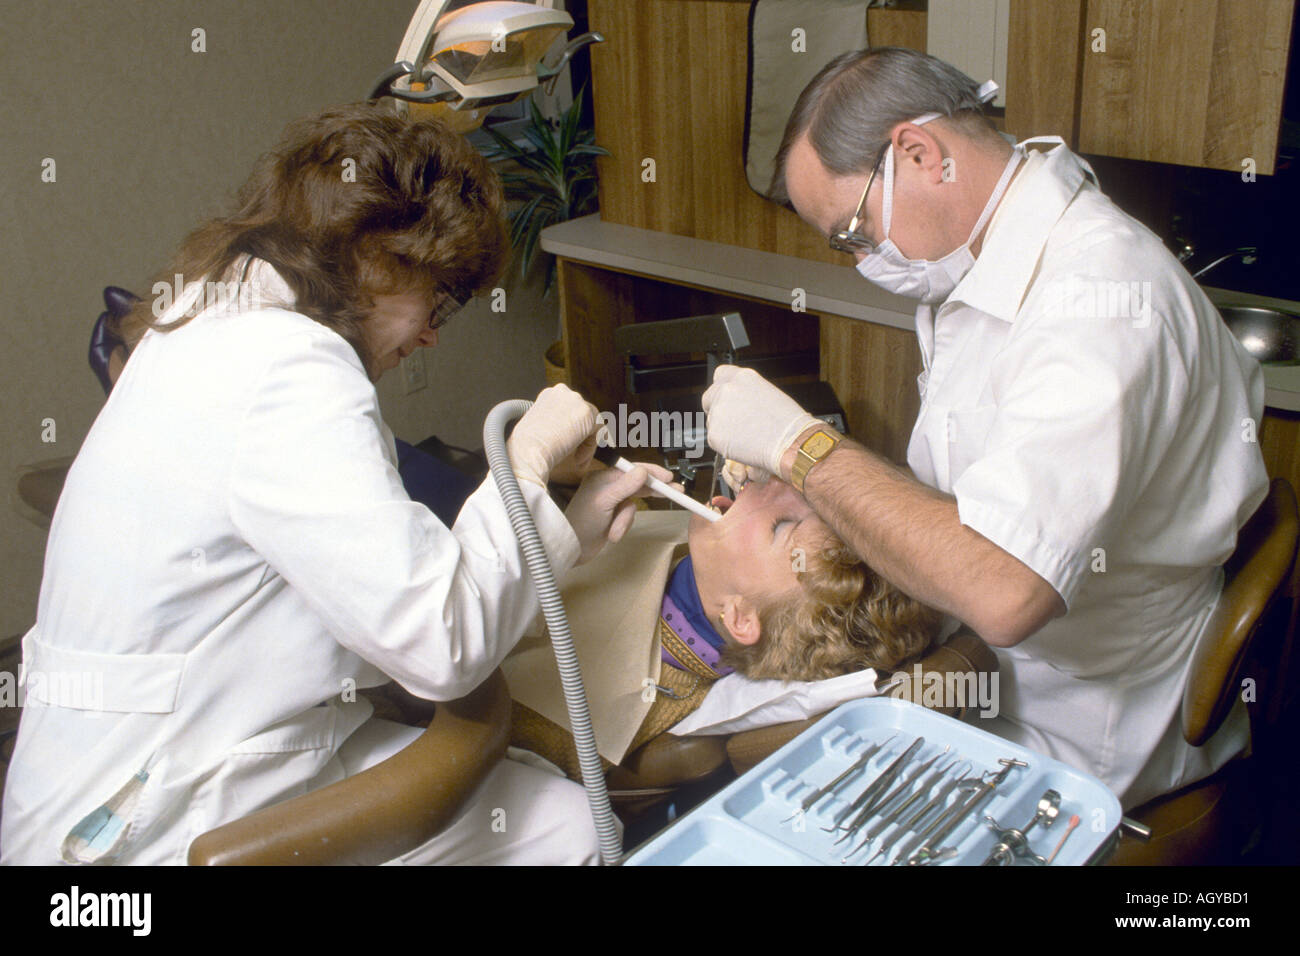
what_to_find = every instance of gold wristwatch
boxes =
[790,427,843,492]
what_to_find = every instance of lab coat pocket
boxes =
[946,405,999,487]
[21,630,185,714]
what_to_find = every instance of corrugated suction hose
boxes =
[483,400,621,865]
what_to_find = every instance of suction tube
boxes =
[483,400,621,865]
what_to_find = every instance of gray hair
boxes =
[769,47,994,205]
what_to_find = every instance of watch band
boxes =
[791,427,842,492]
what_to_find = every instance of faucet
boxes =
[1183,245,1259,282]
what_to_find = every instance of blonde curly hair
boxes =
[721,526,942,682]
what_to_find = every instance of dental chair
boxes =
[187,633,996,862]
[1108,478,1299,865]
[592,630,998,821]
[188,672,511,865]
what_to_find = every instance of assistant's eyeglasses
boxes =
[428,288,468,331]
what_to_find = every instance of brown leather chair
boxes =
[1109,478,1299,865]
[187,669,512,865]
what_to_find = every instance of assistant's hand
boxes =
[507,385,600,487]
[702,366,820,479]
[565,462,677,564]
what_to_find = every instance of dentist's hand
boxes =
[702,366,820,480]
[565,461,677,564]
[507,385,600,487]
[720,459,772,494]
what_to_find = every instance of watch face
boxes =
[804,432,836,457]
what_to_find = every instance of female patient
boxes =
[505,472,943,774]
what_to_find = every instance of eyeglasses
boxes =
[829,142,890,255]
[428,288,468,331]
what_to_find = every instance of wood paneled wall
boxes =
[820,315,923,464]
[586,0,925,266]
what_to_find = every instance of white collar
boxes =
[947,141,1096,324]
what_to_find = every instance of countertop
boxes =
[541,215,1300,413]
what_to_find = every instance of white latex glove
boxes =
[565,461,677,564]
[721,459,773,494]
[702,366,821,478]
[507,384,600,487]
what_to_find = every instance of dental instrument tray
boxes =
[623,697,1121,866]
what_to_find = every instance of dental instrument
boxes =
[888,777,983,865]
[836,749,949,856]
[624,698,1124,867]
[981,788,1061,866]
[832,749,946,853]
[1047,814,1082,865]
[846,753,958,863]
[823,736,924,831]
[901,757,1029,866]
[593,445,720,522]
[779,733,897,825]
[864,760,972,865]
[837,749,951,863]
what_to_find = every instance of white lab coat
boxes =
[1,259,595,865]
[906,142,1268,809]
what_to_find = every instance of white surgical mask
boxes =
[855,82,1020,304]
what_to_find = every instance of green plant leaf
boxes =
[560,87,586,155]
[480,124,529,161]
[494,85,606,293]
[521,124,558,164]
[527,97,564,169]
[520,213,551,277]
[567,144,611,159]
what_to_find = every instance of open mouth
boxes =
[709,495,734,517]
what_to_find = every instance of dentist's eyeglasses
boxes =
[829,142,890,255]
[428,288,468,331]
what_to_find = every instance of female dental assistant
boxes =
[0,103,659,865]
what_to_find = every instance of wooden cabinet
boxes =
[586,0,925,264]
[1005,0,1294,175]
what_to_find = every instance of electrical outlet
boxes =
[403,350,427,394]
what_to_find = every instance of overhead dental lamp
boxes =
[370,0,604,132]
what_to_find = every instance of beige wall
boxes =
[0,2,557,638]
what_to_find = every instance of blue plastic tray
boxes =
[624,697,1122,866]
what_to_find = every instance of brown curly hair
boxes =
[117,101,508,376]
[722,526,942,682]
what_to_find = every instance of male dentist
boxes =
[703,48,1268,810]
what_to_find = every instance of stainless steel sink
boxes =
[1218,306,1300,365]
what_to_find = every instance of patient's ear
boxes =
[722,599,762,647]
